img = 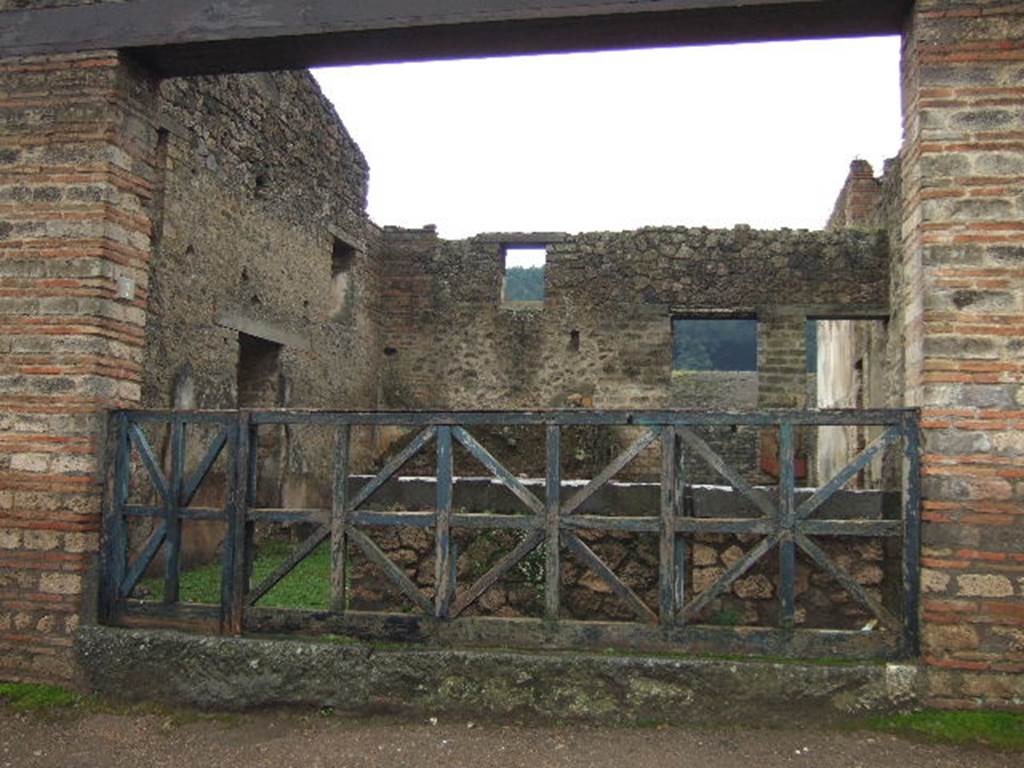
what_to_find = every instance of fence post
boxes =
[100,411,130,623]
[545,424,561,622]
[435,426,454,619]
[330,424,351,614]
[163,415,185,605]
[673,427,687,623]
[902,412,922,656]
[778,421,796,629]
[221,411,250,635]
[659,426,677,625]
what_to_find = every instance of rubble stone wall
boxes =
[374,225,888,483]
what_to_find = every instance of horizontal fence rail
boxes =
[101,408,921,659]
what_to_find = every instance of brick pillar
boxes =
[902,1,1024,706]
[0,52,159,682]
[757,312,810,481]
[758,313,808,410]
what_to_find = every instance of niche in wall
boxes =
[329,237,357,318]
[237,332,282,408]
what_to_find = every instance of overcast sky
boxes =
[313,36,902,243]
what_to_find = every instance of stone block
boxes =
[733,574,773,600]
[0,529,22,549]
[63,532,98,554]
[692,544,719,566]
[692,567,725,594]
[956,573,1014,598]
[921,568,951,594]
[923,624,979,653]
[9,453,50,473]
[721,545,744,568]
[39,572,82,596]
[962,674,1024,702]
[22,529,60,551]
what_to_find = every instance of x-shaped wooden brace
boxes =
[559,426,664,624]
[247,425,437,614]
[447,427,546,618]
[674,424,902,631]
[119,422,230,599]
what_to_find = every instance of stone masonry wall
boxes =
[375,225,886,483]
[125,70,382,568]
[143,71,380,505]
[0,51,160,682]
[378,227,888,409]
[902,0,1024,709]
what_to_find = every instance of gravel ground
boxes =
[0,708,1016,768]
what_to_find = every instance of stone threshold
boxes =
[75,625,918,724]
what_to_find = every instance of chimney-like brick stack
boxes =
[827,159,885,230]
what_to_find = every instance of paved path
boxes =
[0,709,1014,768]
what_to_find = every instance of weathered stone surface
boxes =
[956,574,1014,599]
[75,626,919,723]
[923,624,979,654]
[375,223,886,484]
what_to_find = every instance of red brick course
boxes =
[904,0,1024,708]
[0,51,158,683]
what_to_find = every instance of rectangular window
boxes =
[672,317,757,372]
[502,245,546,304]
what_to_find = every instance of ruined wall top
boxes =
[385,224,890,316]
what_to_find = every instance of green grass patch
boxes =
[0,683,79,712]
[141,539,331,609]
[866,710,1024,751]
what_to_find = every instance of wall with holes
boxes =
[145,72,376,416]
[141,71,384,509]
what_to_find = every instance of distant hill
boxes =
[504,266,544,301]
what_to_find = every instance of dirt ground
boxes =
[0,707,1016,768]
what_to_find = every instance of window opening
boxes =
[672,317,757,372]
[502,246,546,304]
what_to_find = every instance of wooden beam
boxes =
[1,1,909,77]
[330,425,351,614]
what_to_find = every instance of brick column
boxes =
[756,312,811,482]
[902,1,1024,706]
[0,52,159,682]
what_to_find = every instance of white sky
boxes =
[313,36,902,245]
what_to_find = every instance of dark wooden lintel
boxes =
[2,0,910,77]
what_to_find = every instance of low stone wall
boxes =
[75,626,919,723]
